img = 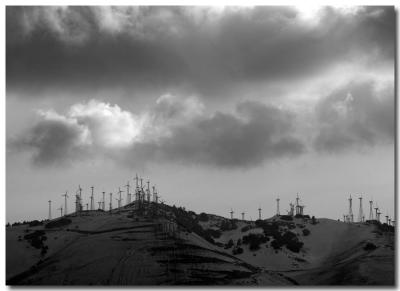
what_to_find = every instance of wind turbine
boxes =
[48,200,52,220]
[78,185,83,211]
[117,187,124,208]
[152,185,157,202]
[146,180,151,202]
[125,181,131,205]
[62,191,69,216]
[57,206,63,217]
[90,186,94,211]
[134,174,139,201]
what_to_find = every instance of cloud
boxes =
[68,100,142,147]
[11,96,305,168]
[11,109,90,166]
[6,6,395,97]
[10,78,394,167]
[130,100,305,168]
[313,80,394,152]
[10,100,144,166]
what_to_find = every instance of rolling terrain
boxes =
[6,202,395,285]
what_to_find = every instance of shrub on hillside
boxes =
[255,219,263,227]
[24,230,47,250]
[260,223,280,238]
[302,229,310,236]
[225,239,234,249]
[215,242,224,248]
[269,230,304,252]
[364,242,377,251]
[29,220,43,227]
[242,233,268,251]
[198,212,209,222]
[205,228,221,238]
[220,220,237,231]
[45,218,72,229]
[271,239,283,250]
[311,216,317,225]
[286,239,303,253]
[241,225,251,232]
[280,215,293,221]
[173,207,215,244]
[232,246,244,255]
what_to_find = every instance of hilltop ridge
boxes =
[6,202,394,285]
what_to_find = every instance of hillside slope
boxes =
[6,205,290,285]
[196,213,394,285]
[6,204,394,285]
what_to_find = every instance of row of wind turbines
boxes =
[344,195,395,226]
[228,194,306,221]
[47,174,165,220]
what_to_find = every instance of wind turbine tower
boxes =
[369,199,373,220]
[241,212,245,220]
[58,206,63,217]
[48,200,52,220]
[258,206,262,220]
[135,174,139,201]
[147,180,151,202]
[115,197,121,210]
[109,193,113,211]
[276,197,280,216]
[152,185,157,202]
[358,196,364,222]
[126,182,131,205]
[139,178,144,202]
[79,185,83,211]
[102,192,106,210]
[118,187,123,208]
[348,195,353,223]
[62,191,69,216]
[76,185,83,212]
[374,204,379,221]
[90,186,94,211]
[75,194,79,214]
[230,209,234,220]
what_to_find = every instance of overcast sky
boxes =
[6,6,395,223]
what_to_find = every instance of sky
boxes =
[6,6,395,223]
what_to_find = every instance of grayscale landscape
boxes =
[6,194,395,285]
[6,6,395,286]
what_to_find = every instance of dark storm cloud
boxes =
[11,99,305,168]
[10,113,89,166]
[314,80,394,152]
[6,6,395,96]
[10,76,394,168]
[128,100,305,168]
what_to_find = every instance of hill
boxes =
[6,203,394,285]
